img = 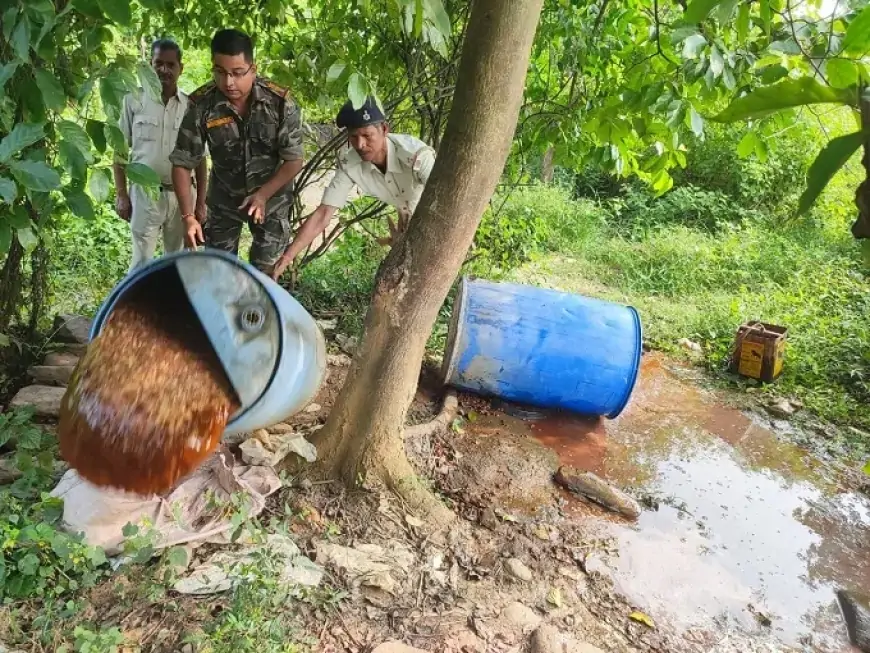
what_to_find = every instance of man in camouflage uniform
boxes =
[169,29,303,274]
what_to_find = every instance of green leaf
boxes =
[326,62,345,83]
[136,61,162,102]
[104,124,129,160]
[64,189,96,219]
[121,522,139,537]
[689,105,704,136]
[58,121,94,160]
[736,131,758,157]
[59,140,88,181]
[843,5,870,54]
[17,553,40,576]
[9,206,30,229]
[11,15,31,62]
[86,120,108,153]
[827,59,859,89]
[166,546,189,568]
[0,123,45,163]
[0,63,19,97]
[736,3,750,41]
[33,69,66,111]
[88,169,111,203]
[863,459,870,476]
[16,226,38,252]
[760,0,771,34]
[0,178,16,204]
[423,0,451,37]
[413,0,424,38]
[348,72,367,110]
[96,0,132,25]
[0,223,10,255]
[712,78,858,122]
[715,0,739,24]
[2,7,17,40]
[709,45,724,77]
[126,162,161,187]
[8,160,60,192]
[796,131,864,216]
[682,33,707,59]
[684,0,722,24]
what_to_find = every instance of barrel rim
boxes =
[89,250,282,427]
[606,305,643,418]
[440,275,469,386]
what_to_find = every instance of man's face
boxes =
[348,124,388,163]
[152,48,182,90]
[212,53,256,101]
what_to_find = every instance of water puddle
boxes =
[508,353,869,651]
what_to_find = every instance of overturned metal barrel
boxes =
[59,250,326,495]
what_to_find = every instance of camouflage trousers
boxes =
[205,205,291,274]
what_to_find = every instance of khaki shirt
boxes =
[119,88,188,185]
[322,134,435,214]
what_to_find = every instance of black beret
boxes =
[336,96,385,130]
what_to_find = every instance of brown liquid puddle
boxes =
[59,266,239,496]
[486,353,870,651]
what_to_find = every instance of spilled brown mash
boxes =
[58,278,239,496]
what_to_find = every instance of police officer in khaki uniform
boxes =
[271,97,435,280]
[169,29,304,274]
[114,39,208,271]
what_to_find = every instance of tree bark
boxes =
[853,95,870,239]
[310,0,545,525]
[541,146,555,183]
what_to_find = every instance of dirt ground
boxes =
[5,342,869,653]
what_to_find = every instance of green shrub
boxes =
[0,493,107,600]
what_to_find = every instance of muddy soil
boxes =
[8,349,868,653]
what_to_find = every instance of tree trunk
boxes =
[540,146,555,183]
[853,96,870,239]
[310,0,545,525]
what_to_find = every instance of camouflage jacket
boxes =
[169,77,303,216]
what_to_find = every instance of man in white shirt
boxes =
[113,39,208,271]
[270,97,435,280]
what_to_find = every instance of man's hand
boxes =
[115,194,132,222]
[183,215,204,249]
[239,192,267,224]
[377,208,411,247]
[270,253,293,281]
[194,201,208,224]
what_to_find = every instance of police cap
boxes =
[335,97,385,130]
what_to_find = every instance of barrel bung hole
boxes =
[58,264,241,496]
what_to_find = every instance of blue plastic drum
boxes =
[441,277,642,418]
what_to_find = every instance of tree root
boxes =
[403,390,458,440]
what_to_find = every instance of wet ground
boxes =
[465,353,870,652]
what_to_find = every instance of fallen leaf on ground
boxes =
[546,587,563,608]
[629,611,655,629]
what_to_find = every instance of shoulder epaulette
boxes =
[259,77,291,101]
[189,82,216,103]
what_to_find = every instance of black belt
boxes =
[160,182,196,192]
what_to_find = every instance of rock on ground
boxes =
[553,466,641,519]
[43,351,79,367]
[530,624,603,653]
[505,557,533,582]
[52,314,92,344]
[371,643,429,653]
[28,365,75,386]
[501,602,541,631]
[9,385,65,418]
[837,590,870,652]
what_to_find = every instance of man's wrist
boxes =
[182,213,197,221]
